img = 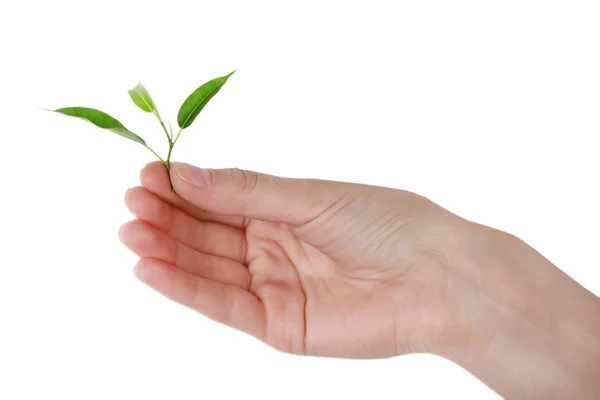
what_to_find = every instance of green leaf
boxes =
[177,70,235,129]
[52,107,146,146]
[128,83,156,113]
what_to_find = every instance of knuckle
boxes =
[141,227,163,251]
[229,168,260,193]
[192,222,208,251]
[138,224,173,262]
[156,197,176,234]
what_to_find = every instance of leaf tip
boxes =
[127,83,139,95]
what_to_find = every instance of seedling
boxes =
[49,70,235,192]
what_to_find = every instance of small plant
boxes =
[50,70,235,191]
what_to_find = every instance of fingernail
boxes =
[172,162,212,188]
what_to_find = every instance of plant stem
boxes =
[153,112,176,193]
[154,111,172,142]
[166,143,174,165]
[144,145,165,164]
[165,142,176,193]
[166,127,185,194]
[172,127,184,146]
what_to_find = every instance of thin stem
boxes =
[153,114,177,194]
[172,127,184,146]
[166,143,174,166]
[165,142,175,193]
[154,111,172,143]
[144,145,166,164]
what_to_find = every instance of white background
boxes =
[1,1,599,399]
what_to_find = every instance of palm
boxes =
[245,218,410,358]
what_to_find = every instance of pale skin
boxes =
[120,161,600,399]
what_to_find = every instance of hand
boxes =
[119,162,472,358]
[120,162,600,398]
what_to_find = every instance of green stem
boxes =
[172,127,184,146]
[166,127,185,195]
[152,112,176,193]
[166,143,174,165]
[154,111,172,142]
[144,145,165,164]
[166,142,175,193]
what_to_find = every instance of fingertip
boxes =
[140,161,162,177]
[140,161,168,188]
[124,186,149,215]
[133,258,198,302]
[133,258,153,281]
[170,162,212,188]
[119,219,155,249]
[132,261,141,278]
[135,257,172,281]
[118,220,135,244]
[118,223,126,243]
[124,186,138,207]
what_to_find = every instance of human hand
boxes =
[119,162,473,358]
[120,162,600,398]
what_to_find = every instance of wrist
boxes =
[442,223,600,398]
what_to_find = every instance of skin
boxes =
[120,161,600,399]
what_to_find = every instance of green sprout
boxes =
[50,70,235,192]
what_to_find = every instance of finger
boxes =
[140,162,245,228]
[134,258,266,340]
[125,186,246,263]
[170,162,352,224]
[120,220,250,289]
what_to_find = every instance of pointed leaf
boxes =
[128,83,156,113]
[177,70,235,129]
[52,107,146,146]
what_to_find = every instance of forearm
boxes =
[448,224,600,399]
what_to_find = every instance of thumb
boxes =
[170,162,350,224]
